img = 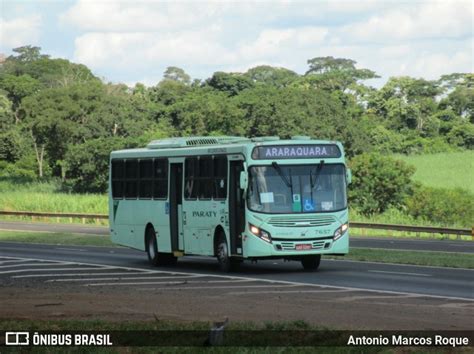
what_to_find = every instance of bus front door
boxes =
[169,163,183,252]
[229,161,245,256]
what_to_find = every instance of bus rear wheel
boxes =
[301,255,321,271]
[216,234,239,272]
[146,227,160,266]
[145,227,177,266]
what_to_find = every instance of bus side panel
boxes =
[110,199,136,249]
[133,200,169,252]
[152,200,172,253]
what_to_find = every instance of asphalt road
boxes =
[0,241,473,300]
[1,220,473,253]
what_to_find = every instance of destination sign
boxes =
[252,144,341,159]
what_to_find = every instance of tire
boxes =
[216,233,239,272]
[301,255,321,271]
[146,227,160,266]
[145,227,178,266]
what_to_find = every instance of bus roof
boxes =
[111,136,344,159]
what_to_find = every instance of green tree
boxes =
[348,153,415,214]
[303,56,378,91]
[65,137,141,193]
[167,89,246,135]
[368,76,440,135]
[206,72,254,96]
[163,66,191,85]
[244,65,298,87]
[0,74,40,122]
[21,83,105,177]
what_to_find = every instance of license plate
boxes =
[295,244,312,250]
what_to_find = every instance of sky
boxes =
[0,0,473,87]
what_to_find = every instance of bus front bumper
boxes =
[242,231,349,258]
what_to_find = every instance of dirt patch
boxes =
[1,284,472,330]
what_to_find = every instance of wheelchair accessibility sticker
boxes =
[303,199,315,212]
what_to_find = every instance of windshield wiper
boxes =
[310,160,325,189]
[271,162,292,188]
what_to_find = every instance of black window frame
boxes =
[111,159,125,199]
[184,157,199,200]
[213,155,228,200]
[124,159,139,199]
[153,158,169,200]
[198,156,214,200]
[138,159,153,200]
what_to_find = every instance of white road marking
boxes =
[13,272,155,278]
[0,259,31,265]
[1,255,472,302]
[47,275,204,282]
[227,289,353,295]
[351,246,472,255]
[338,294,421,302]
[0,267,111,275]
[55,248,86,252]
[368,270,431,277]
[133,284,301,290]
[323,258,474,271]
[0,262,71,269]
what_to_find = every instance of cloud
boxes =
[238,27,328,61]
[340,0,473,43]
[0,14,42,48]
[60,0,472,86]
[73,25,236,69]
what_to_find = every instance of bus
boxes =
[109,136,351,272]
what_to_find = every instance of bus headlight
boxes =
[249,223,272,243]
[333,223,348,241]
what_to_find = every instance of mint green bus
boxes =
[109,136,351,272]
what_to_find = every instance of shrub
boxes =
[447,123,474,149]
[407,186,473,228]
[348,153,415,215]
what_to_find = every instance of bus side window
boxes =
[198,157,213,199]
[112,159,124,199]
[125,159,138,199]
[184,158,198,199]
[214,156,227,200]
[153,159,168,199]
[139,159,153,199]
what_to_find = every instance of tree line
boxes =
[0,45,473,224]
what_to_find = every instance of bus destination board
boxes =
[252,144,341,159]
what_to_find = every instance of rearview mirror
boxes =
[346,169,352,185]
[239,171,248,190]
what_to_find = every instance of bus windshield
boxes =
[247,164,347,214]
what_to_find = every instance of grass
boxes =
[326,248,474,269]
[1,230,472,269]
[0,178,108,225]
[0,231,114,247]
[0,178,107,214]
[395,151,474,193]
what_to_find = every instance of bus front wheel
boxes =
[216,234,239,272]
[301,255,321,271]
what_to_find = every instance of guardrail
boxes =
[0,210,107,224]
[0,210,472,238]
